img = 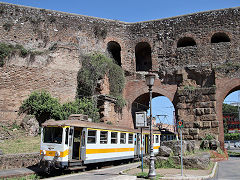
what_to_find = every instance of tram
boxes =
[39,119,161,172]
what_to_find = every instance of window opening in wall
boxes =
[107,41,121,66]
[87,130,96,144]
[120,133,126,144]
[211,32,230,43]
[111,132,118,144]
[135,42,152,71]
[177,37,196,48]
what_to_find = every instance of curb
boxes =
[158,162,218,180]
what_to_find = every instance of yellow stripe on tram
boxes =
[40,149,69,157]
[86,147,134,154]
[153,146,160,150]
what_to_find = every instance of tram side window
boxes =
[120,133,126,144]
[128,133,133,144]
[156,135,159,143]
[100,131,108,144]
[65,128,69,145]
[87,130,96,144]
[111,132,118,144]
[43,127,63,144]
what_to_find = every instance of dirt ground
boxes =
[125,165,213,178]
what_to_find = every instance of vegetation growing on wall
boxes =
[77,53,126,110]
[0,42,44,67]
[19,90,100,124]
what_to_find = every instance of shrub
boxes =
[19,90,100,124]
[61,98,100,122]
[77,53,126,110]
[19,90,61,124]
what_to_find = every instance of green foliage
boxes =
[19,90,61,124]
[77,53,126,110]
[203,134,215,140]
[135,172,162,179]
[155,157,181,169]
[19,90,100,124]
[223,103,239,118]
[61,98,100,122]
[224,133,240,141]
[4,174,40,180]
[0,43,14,67]
[0,42,44,67]
[183,85,195,90]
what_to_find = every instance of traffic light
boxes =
[177,119,184,128]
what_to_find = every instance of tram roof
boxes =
[42,119,160,134]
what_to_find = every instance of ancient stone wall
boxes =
[0,152,39,169]
[0,3,240,146]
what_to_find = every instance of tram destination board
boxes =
[135,111,148,128]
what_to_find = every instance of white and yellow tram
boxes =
[40,119,161,172]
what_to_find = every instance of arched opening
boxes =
[211,32,230,43]
[135,42,152,71]
[177,37,196,48]
[107,41,121,66]
[131,93,176,141]
[223,90,240,144]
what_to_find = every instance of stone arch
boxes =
[216,78,240,148]
[107,41,121,66]
[124,79,177,128]
[211,32,230,43]
[177,37,197,48]
[135,42,152,71]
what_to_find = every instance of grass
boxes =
[0,135,40,154]
[136,172,163,179]
[1,174,40,180]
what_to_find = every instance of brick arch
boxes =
[208,31,232,43]
[216,78,240,148]
[125,79,176,105]
[174,33,199,48]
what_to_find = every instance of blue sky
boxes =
[1,0,239,124]
[1,0,240,22]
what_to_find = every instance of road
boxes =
[211,157,240,180]
[45,162,140,180]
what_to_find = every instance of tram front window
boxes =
[43,127,63,144]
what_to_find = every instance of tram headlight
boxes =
[41,150,46,156]
[55,151,60,157]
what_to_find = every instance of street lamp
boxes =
[145,72,156,178]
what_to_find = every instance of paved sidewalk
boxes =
[0,166,41,179]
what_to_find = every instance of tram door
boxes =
[72,127,83,160]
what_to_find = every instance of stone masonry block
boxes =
[195,108,204,116]
[184,122,194,128]
[203,121,211,128]
[211,121,219,128]
[177,103,186,109]
[204,108,211,114]
[182,128,189,135]
[193,121,201,128]
[211,127,219,134]
[200,115,217,121]
[189,128,199,135]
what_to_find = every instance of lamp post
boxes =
[145,72,156,179]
